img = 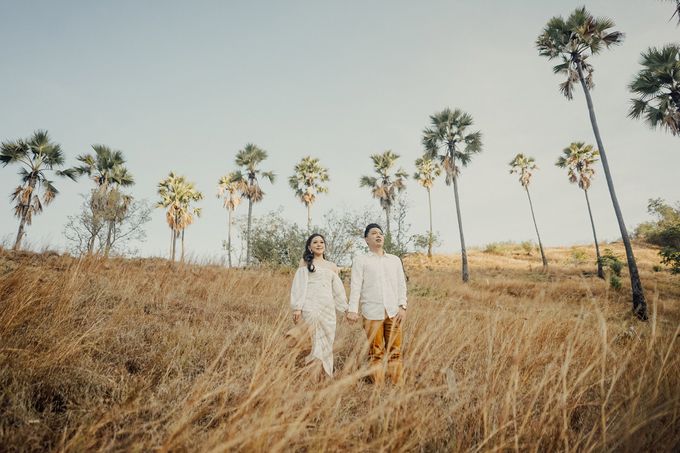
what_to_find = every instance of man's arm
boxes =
[396,256,407,309]
[348,256,363,315]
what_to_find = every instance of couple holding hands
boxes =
[289,223,408,384]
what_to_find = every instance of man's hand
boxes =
[293,310,302,324]
[346,311,359,323]
[394,307,406,324]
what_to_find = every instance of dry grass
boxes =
[1,243,679,452]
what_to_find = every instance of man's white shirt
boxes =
[349,251,407,320]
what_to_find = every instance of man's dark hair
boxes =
[364,223,383,238]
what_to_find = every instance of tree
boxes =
[509,154,548,270]
[413,156,442,258]
[234,143,275,266]
[664,0,680,24]
[72,144,135,256]
[64,195,151,256]
[217,171,245,267]
[629,44,680,137]
[0,130,77,250]
[359,150,408,240]
[157,172,203,262]
[556,142,605,278]
[537,7,647,319]
[288,156,329,232]
[422,108,482,283]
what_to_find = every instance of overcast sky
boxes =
[0,0,678,260]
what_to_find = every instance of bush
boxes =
[660,247,680,274]
[635,198,680,274]
[599,248,623,290]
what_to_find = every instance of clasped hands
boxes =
[293,308,406,324]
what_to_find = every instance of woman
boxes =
[289,233,348,377]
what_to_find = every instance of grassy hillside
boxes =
[1,243,679,451]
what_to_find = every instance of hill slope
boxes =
[1,244,679,451]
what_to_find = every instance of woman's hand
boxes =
[293,309,302,324]
[346,312,359,323]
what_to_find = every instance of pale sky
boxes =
[0,1,678,260]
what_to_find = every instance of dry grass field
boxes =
[1,243,679,452]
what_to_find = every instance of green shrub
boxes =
[660,247,680,274]
[570,248,588,265]
[599,248,623,290]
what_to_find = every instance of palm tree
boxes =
[413,156,442,258]
[1,130,76,250]
[289,156,329,232]
[234,143,275,265]
[629,44,680,136]
[157,172,203,262]
[422,108,482,283]
[537,7,647,320]
[359,150,408,239]
[73,144,135,256]
[556,142,605,279]
[509,154,548,270]
[664,0,680,24]
[217,171,245,267]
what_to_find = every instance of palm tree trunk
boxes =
[246,199,253,266]
[13,177,37,251]
[103,220,114,257]
[427,187,433,258]
[181,229,185,263]
[577,61,647,320]
[526,187,548,270]
[385,205,391,239]
[307,203,312,233]
[584,189,605,279]
[227,209,233,268]
[171,227,177,261]
[452,175,469,282]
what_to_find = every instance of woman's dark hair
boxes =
[303,233,326,272]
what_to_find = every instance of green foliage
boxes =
[635,198,680,249]
[660,248,680,274]
[628,44,680,136]
[240,207,381,268]
[635,198,680,274]
[413,232,442,253]
[383,195,413,258]
[570,248,588,265]
[246,210,305,267]
[599,248,623,290]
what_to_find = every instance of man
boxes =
[347,223,408,385]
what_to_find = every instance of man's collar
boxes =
[367,249,386,257]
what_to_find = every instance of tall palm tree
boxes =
[1,130,76,250]
[359,150,408,239]
[664,0,680,24]
[157,172,203,262]
[422,108,482,283]
[509,154,548,270]
[413,156,442,258]
[556,142,605,279]
[289,156,329,232]
[73,144,135,256]
[234,143,275,265]
[537,7,647,320]
[629,44,680,136]
[217,171,245,267]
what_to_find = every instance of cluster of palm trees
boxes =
[509,144,604,279]
[531,5,679,320]
[2,6,677,320]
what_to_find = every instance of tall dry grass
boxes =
[0,243,679,451]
